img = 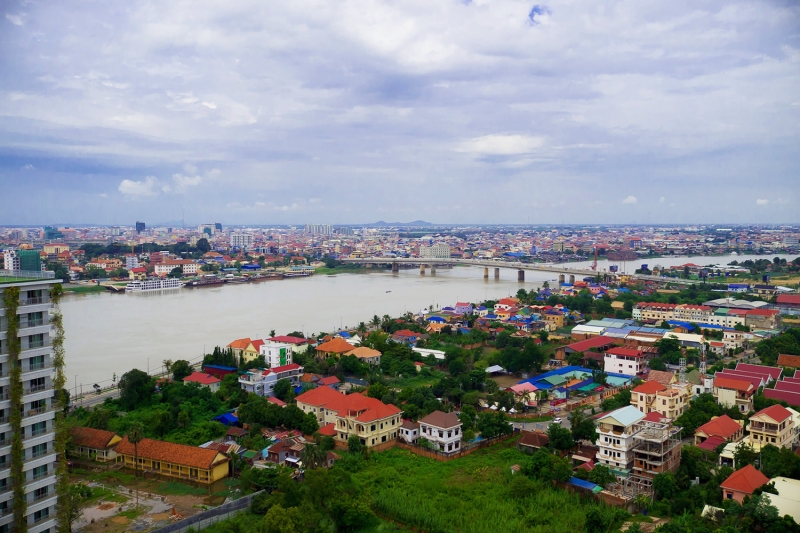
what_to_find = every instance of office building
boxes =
[135,221,146,234]
[305,224,333,236]
[0,272,61,533]
[420,243,451,259]
[230,233,254,250]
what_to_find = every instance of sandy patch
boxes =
[110,517,129,525]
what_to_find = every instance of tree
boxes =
[301,412,319,435]
[273,379,292,401]
[347,434,364,455]
[476,411,512,439]
[162,359,173,376]
[300,443,327,470]
[118,369,153,410]
[584,508,611,533]
[734,440,758,468]
[569,408,598,444]
[127,422,144,506]
[196,238,211,253]
[171,360,193,381]
[588,464,615,487]
[547,423,575,451]
[567,351,584,367]
[653,472,678,500]
[66,483,92,531]
[168,266,183,279]
[538,330,549,343]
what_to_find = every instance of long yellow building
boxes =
[114,437,229,484]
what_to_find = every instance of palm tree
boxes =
[300,443,327,470]
[371,315,380,329]
[162,359,173,377]
[357,322,367,337]
[127,422,144,507]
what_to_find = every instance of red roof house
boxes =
[721,465,769,503]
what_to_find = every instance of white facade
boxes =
[596,406,645,473]
[420,243,451,259]
[230,233,254,250]
[260,343,293,368]
[154,261,198,276]
[239,369,278,397]
[418,411,462,454]
[125,255,139,270]
[2,250,20,271]
[604,349,645,376]
[0,279,61,533]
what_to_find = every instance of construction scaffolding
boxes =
[603,420,682,502]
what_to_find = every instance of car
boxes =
[553,417,563,424]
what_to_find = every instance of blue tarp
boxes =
[569,477,601,491]
[213,413,238,426]
[203,364,238,372]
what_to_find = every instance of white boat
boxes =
[125,278,184,292]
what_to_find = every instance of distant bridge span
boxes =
[340,257,702,285]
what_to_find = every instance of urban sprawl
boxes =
[1,222,800,532]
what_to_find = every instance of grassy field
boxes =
[64,284,107,294]
[315,266,369,275]
[351,442,621,533]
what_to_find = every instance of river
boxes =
[61,253,797,393]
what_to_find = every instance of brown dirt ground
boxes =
[489,375,520,388]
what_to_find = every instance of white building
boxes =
[125,254,139,270]
[259,342,293,368]
[418,410,462,454]
[596,405,646,474]
[0,276,61,533]
[230,233,254,250]
[3,250,20,271]
[238,363,303,397]
[154,260,198,276]
[420,243,451,259]
[604,347,645,376]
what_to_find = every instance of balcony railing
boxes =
[25,406,52,417]
[32,512,50,523]
[27,362,48,372]
[31,449,49,459]
[748,425,780,435]
[24,384,50,395]
[0,439,10,447]
[32,491,50,503]
[22,297,44,306]
[31,470,49,481]
[0,507,11,517]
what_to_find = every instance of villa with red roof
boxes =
[713,376,756,413]
[604,347,645,376]
[747,404,795,450]
[295,387,403,448]
[631,380,689,420]
[183,372,222,393]
[721,465,769,503]
[694,415,744,449]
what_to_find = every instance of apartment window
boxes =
[0,455,8,469]
[27,312,43,327]
[29,377,46,393]
[33,507,49,523]
[31,443,48,459]
[30,421,47,437]
[29,355,45,371]
[371,424,376,432]
[26,290,43,305]
[28,334,44,349]
[33,486,49,501]
[31,465,48,480]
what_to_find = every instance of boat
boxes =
[185,275,225,288]
[283,267,314,278]
[125,278,184,292]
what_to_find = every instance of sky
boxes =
[1,0,799,226]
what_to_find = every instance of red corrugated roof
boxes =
[714,376,754,393]
[736,363,782,381]
[697,435,726,451]
[565,336,617,352]
[269,336,308,345]
[752,404,792,423]
[777,294,800,305]
[70,427,119,450]
[607,347,644,358]
[183,372,221,385]
[721,465,769,495]
[764,388,800,406]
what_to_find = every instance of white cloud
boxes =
[201,101,216,109]
[457,134,545,155]
[756,199,769,205]
[182,163,197,175]
[659,197,665,203]
[171,173,203,193]
[118,176,160,196]
[622,196,638,204]
[20,164,34,171]
[5,14,23,26]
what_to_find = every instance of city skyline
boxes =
[2,1,799,225]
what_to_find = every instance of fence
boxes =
[397,433,517,462]
[149,491,262,533]
[0,269,55,280]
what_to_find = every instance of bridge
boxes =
[340,257,702,285]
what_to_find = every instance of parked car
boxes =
[553,417,563,424]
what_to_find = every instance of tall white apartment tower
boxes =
[0,273,60,533]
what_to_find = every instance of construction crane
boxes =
[590,246,598,271]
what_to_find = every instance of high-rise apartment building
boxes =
[230,233,254,250]
[135,221,146,234]
[3,251,42,273]
[0,273,61,533]
[304,224,333,236]
[419,243,451,259]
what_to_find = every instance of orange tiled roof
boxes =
[296,389,401,422]
[721,464,769,495]
[315,338,355,354]
[714,376,754,393]
[633,380,667,394]
[647,370,676,386]
[777,354,800,368]
[227,338,252,350]
[345,346,382,358]
[753,404,792,423]
[70,427,119,450]
[695,415,741,440]
[114,437,228,470]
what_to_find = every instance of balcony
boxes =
[747,425,779,435]
[24,384,51,395]
[31,449,49,460]
[31,470,50,481]
[24,407,52,417]
[31,491,50,503]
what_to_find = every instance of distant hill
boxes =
[365,220,434,227]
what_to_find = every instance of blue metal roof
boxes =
[213,413,238,426]
[570,477,600,491]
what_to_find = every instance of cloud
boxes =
[756,199,769,205]
[5,14,23,26]
[118,176,160,196]
[622,196,638,204]
[21,164,34,171]
[659,197,665,203]
[171,174,203,193]
[457,134,545,155]
[528,6,551,25]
